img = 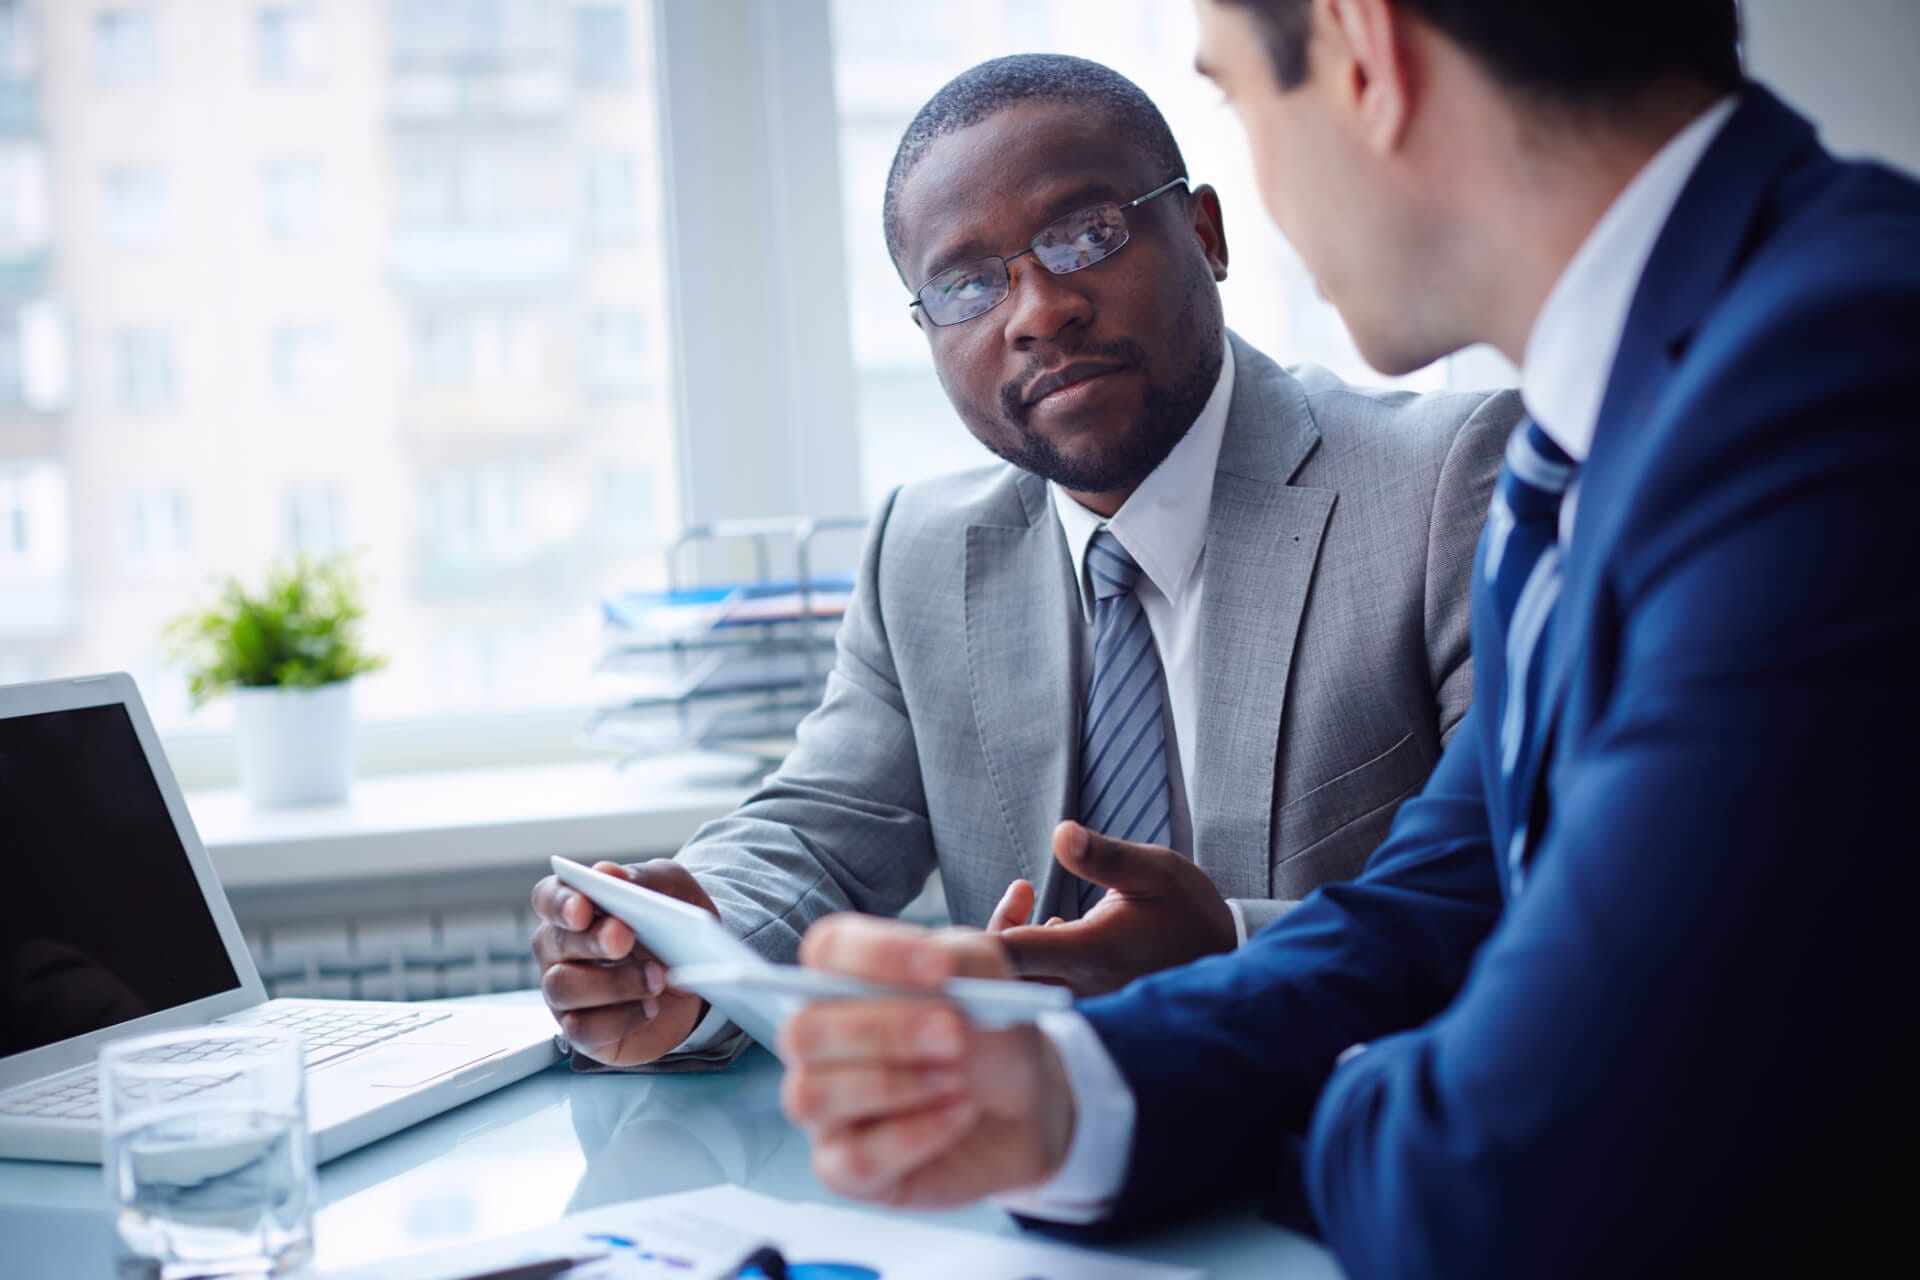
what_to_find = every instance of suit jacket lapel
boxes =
[964,470,1082,914]
[1520,88,1820,849]
[1192,337,1332,901]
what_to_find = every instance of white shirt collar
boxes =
[1051,339,1235,623]
[1520,96,1739,462]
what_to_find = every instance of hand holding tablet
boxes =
[546,858,1071,1059]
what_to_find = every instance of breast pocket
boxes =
[1272,731,1432,896]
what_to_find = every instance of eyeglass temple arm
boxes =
[1123,176,1189,210]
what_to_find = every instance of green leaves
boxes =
[163,553,387,707]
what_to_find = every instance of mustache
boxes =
[999,338,1149,427]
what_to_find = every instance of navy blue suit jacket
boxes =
[1071,86,1920,1277]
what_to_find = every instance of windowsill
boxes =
[186,753,756,890]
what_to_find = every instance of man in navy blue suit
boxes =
[775,0,1920,1274]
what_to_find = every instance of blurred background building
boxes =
[0,0,675,728]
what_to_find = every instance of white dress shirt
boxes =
[1005,97,1741,1221]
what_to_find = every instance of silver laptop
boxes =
[0,673,564,1165]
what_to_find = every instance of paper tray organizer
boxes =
[583,516,867,775]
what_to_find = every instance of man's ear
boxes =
[1322,0,1414,154]
[1187,183,1230,282]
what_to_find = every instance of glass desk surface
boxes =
[0,997,1342,1279]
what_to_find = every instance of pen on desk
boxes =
[440,1250,608,1280]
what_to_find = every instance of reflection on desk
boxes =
[0,998,1343,1279]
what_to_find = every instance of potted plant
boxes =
[165,554,386,810]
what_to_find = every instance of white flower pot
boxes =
[232,682,356,810]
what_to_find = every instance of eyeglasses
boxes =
[908,176,1189,327]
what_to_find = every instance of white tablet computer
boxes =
[548,858,1073,1058]
[549,857,795,1054]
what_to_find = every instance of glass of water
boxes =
[100,1027,316,1278]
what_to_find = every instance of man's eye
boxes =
[1076,223,1117,250]
[941,271,994,298]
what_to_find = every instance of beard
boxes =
[984,288,1224,496]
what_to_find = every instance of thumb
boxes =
[987,879,1036,933]
[1053,821,1169,896]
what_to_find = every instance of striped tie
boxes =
[1484,418,1578,894]
[1076,530,1172,913]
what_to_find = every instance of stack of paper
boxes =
[323,1183,1202,1280]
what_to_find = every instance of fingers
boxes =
[809,1099,979,1204]
[553,1000,661,1057]
[530,874,598,932]
[986,879,1035,933]
[779,998,968,1069]
[799,914,954,988]
[994,917,1098,991]
[782,1061,970,1132]
[530,914,638,965]
[615,859,723,918]
[1052,820,1174,896]
[540,956,666,1013]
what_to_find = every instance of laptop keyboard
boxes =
[0,1005,454,1122]
[243,1004,452,1069]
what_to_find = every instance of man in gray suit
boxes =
[531,54,1518,1067]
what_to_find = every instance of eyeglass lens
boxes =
[917,202,1133,326]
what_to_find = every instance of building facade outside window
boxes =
[12,0,678,732]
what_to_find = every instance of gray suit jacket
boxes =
[665,334,1517,1059]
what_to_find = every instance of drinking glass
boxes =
[100,1027,316,1278]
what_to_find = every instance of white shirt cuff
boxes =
[673,1000,734,1054]
[990,1010,1134,1223]
[1227,898,1250,946]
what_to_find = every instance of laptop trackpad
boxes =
[340,1043,502,1089]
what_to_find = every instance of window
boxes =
[395,138,561,225]
[583,308,649,394]
[19,1,676,731]
[828,0,1500,503]
[2,475,28,557]
[580,150,637,240]
[0,142,48,258]
[0,0,32,79]
[271,325,336,401]
[425,467,527,563]
[110,328,176,410]
[102,167,166,246]
[574,5,630,86]
[123,488,192,565]
[94,8,159,85]
[0,461,68,582]
[263,158,327,240]
[284,484,345,554]
[0,315,21,407]
[414,310,545,389]
[257,5,321,82]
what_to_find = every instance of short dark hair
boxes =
[1214,0,1743,103]
[882,54,1187,273]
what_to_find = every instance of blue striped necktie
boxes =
[1484,418,1578,894]
[1076,530,1172,913]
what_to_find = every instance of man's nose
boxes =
[1000,258,1093,349]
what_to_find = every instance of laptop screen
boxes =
[0,703,241,1058]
